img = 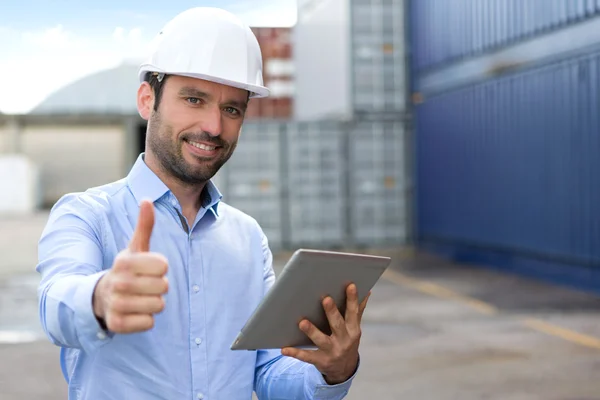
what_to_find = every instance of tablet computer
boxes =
[230,249,391,351]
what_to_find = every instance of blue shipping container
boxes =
[415,50,600,291]
[410,0,600,72]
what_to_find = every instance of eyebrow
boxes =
[178,86,248,111]
[178,87,210,99]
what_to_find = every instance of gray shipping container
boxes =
[349,120,409,245]
[293,0,408,121]
[216,122,284,250]
[214,119,410,250]
[286,121,347,247]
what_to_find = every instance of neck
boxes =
[143,152,206,222]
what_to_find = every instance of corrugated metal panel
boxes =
[218,122,284,250]
[417,14,600,98]
[295,0,407,120]
[215,118,410,250]
[287,121,346,247]
[412,0,600,71]
[351,0,407,113]
[589,0,597,15]
[416,50,600,267]
[349,120,408,245]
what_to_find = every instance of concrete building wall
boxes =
[0,126,7,154]
[20,124,125,206]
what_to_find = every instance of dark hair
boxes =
[143,72,170,111]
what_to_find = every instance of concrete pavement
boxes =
[2,213,600,399]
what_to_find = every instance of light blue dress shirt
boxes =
[36,154,357,400]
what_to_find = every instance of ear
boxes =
[137,82,155,120]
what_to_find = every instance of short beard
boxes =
[146,109,237,186]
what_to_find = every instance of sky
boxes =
[0,0,297,114]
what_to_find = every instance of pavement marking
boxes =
[382,264,600,350]
[383,269,499,315]
[522,318,600,350]
[0,330,43,344]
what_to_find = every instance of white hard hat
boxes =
[139,7,270,98]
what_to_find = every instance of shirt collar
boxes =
[126,153,222,216]
[202,179,223,217]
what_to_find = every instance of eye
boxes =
[224,106,240,115]
[186,97,202,104]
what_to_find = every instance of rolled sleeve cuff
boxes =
[73,270,113,353]
[309,356,360,399]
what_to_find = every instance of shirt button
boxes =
[97,331,107,340]
[197,393,204,399]
[195,338,202,345]
[192,285,200,292]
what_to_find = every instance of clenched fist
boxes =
[93,200,169,333]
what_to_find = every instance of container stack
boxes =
[291,0,411,248]
[216,0,411,251]
[410,0,600,290]
[294,0,408,121]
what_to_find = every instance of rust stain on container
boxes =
[412,92,424,104]
[384,176,396,189]
[259,180,271,192]
[383,43,394,54]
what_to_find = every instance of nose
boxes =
[199,106,223,137]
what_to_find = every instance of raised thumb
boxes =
[129,199,155,252]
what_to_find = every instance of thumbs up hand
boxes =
[92,200,169,334]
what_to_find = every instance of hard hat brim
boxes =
[138,67,270,99]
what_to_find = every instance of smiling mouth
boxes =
[185,139,220,151]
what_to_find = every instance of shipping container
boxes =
[294,0,408,120]
[245,97,293,120]
[349,120,410,245]
[245,27,294,120]
[414,49,600,288]
[215,118,411,251]
[217,122,285,250]
[351,0,407,115]
[410,0,600,72]
[286,121,347,247]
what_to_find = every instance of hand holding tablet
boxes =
[231,249,391,384]
[231,249,390,350]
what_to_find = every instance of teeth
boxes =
[188,140,216,151]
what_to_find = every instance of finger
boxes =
[299,319,333,350]
[110,294,165,315]
[281,347,322,366]
[358,291,371,322]
[129,200,155,253]
[127,252,169,277]
[113,275,169,296]
[106,312,154,333]
[344,283,360,327]
[323,296,349,339]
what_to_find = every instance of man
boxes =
[36,7,369,400]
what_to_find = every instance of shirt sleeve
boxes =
[253,229,358,399]
[36,193,113,354]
